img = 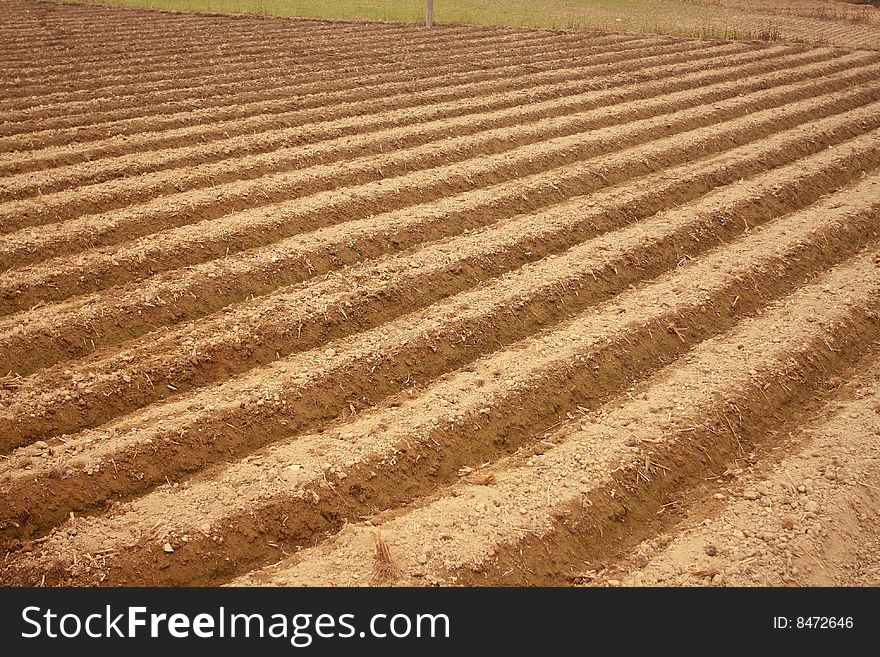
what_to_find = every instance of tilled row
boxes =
[2,126,877,448]
[0,21,449,90]
[0,35,686,176]
[0,0,384,41]
[0,27,584,129]
[0,5,480,79]
[5,0,880,591]
[0,46,755,191]
[232,250,880,587]
[2,96,878,380]
[0,2,514,69]
[0,21,495,92]
[0,29,625,121]
[0,36,733,164]
[4,63,877,273]
[617,357,880,588]
[0,31,593,142]
[0,0,415,41]
[0,40,796,201]
[0,45,842,230]
[1,177,876,583]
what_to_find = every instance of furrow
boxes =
[2,69,878,304]
[3,96,879,380]
[5,0,880,589]
[0,28,585,125]
[0,41,801,202]
[0,37,710,150]
[0,40,756,177]
[229,250,880,587]
[0,172,875,561]
[2,126,877,446]
[0,2,416,53]
[619,359,880,588]
[0,37,739,163]
[0,46,840,226]
[0,21,493,91]
[0,31,638,119]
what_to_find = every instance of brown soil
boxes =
[1,0,879,587]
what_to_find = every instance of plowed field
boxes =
[1,0,879,587]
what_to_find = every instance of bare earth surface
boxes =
[621,360,880,587]
[0,0,878,587]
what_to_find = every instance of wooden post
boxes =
[426,0,434,27]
